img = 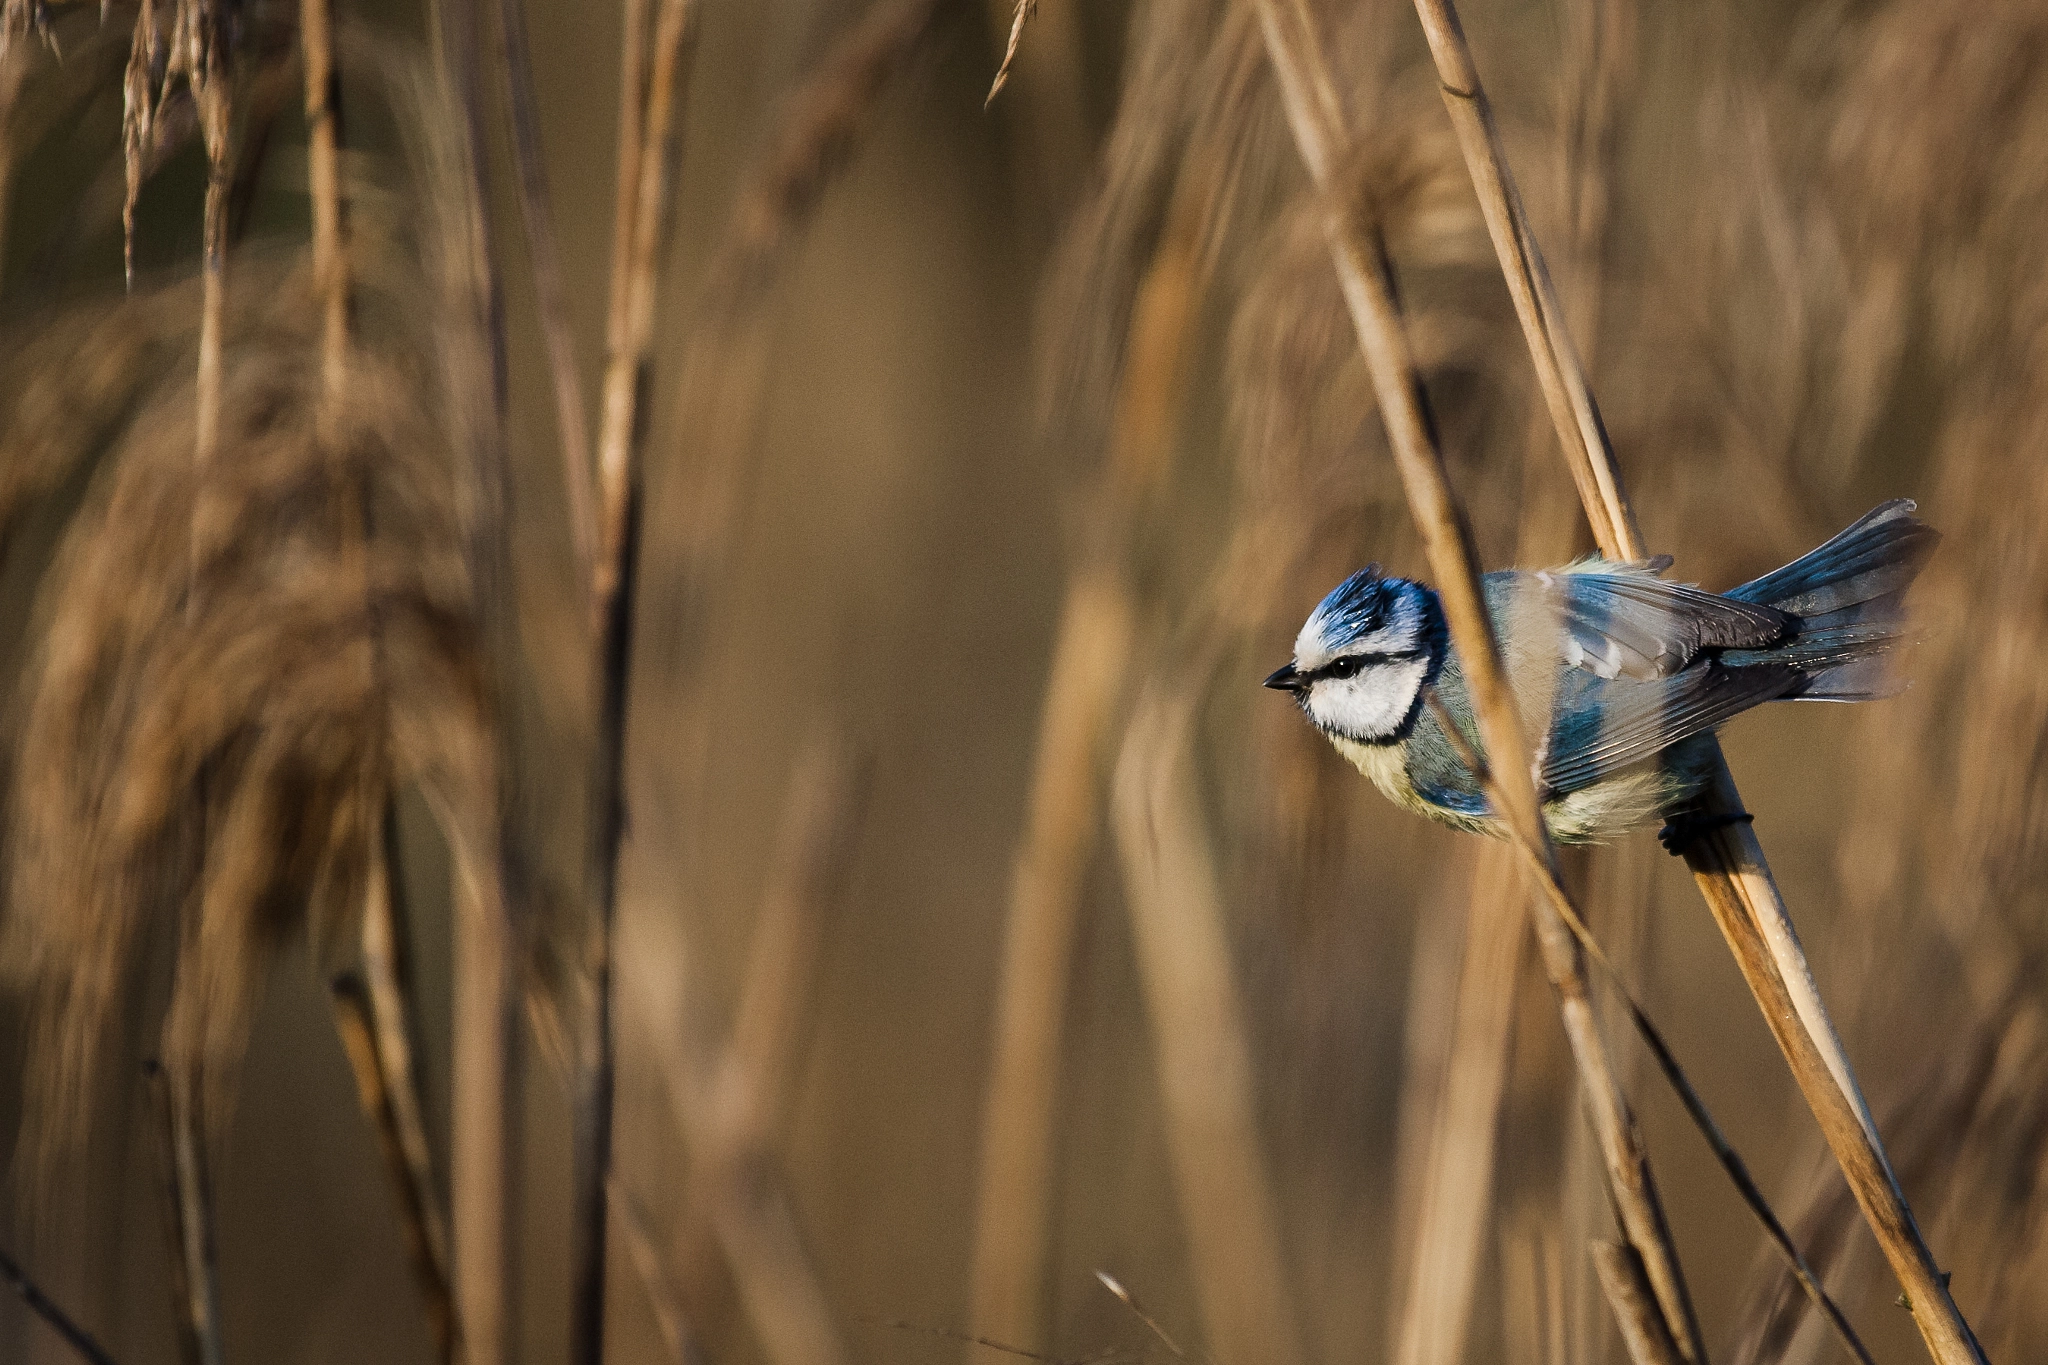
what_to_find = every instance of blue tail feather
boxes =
[1724,500,1936,697]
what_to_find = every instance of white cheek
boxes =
[1305,660,1428,741]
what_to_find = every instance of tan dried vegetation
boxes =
[0,2,2044,1365]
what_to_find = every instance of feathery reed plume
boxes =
[1398,2,1983,1359]
[0,1242,120,1365]
[575,3,696,1359]
[6,252,495,1143]
[1248,5,1707,1359]
[1111,677,1308,1365]
[3,29,508,1365]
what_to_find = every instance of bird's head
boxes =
[1264,566,1447,744]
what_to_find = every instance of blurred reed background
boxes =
[0,1,2043,1364]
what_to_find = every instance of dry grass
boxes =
[3,3,2048,1365]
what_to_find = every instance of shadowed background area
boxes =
[0,2,2044,1365]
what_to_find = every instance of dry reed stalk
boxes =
[1729,993,2017,1365]
[330,972,457,1360]
[423,2,525,1359]
[165,1059,225,1365]
[448,834,520,1365]
[612,1174,701,1364]
[1390,45,1622,1336]
[655,1080,848,1365]
[985,0,1035,105]
[682,1092,849,1365]
[493,0,598,587]
[1388,844,1523,1365]
[591,0,693,605]
[0,1244,120,1365]
[144,1062,203,1365]
[575,3,697,1360]
[963,563,1134,1352]
[966,165,1203,1358]
[192,43,230,484]
[642,0,943,867]
[1247,6,1704,1361]
[302,0,344,410]
[304,14,454,1352]
[114,18,239,1358]
[602,0,651,455]
[1591,1242,1686,1365]
[727,740,869,1129]
[357,816,456,1361]
[1405,0,1638,559]
[1110,683,1309,1365]
[656,744,867,1365]
[980,0,1087,224]
[169,17,236,1357]
[1401,4,1984,1359]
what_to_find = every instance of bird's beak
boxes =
[1263,662,1306,692]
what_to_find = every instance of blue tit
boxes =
[1263,500,1937,846]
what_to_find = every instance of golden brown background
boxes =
[1,1,2044,1363]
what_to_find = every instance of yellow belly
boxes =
[1328,735,1680,843]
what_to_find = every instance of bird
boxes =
[1263,500,1937,847]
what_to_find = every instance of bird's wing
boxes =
[1539,662,1802,794]
[1527,565,1793,681]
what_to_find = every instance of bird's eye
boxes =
[1325,656,1364,679]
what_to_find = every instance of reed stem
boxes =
[167,1067,225,1365]
[1111,685,1309,1365]
[1389,846,1524,1365]
[657,745,866,1365]
[1248,5,1704,1359]
[967,169,1199,1358]
[331,972,457,1360]
[1402,3,1986,1359]
[427,0,524,1358]
[575,3,697,1362]
[1590,1243,1686,1365]
[0,1244,119,1365]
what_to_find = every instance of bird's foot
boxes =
[1658,809,1754,857]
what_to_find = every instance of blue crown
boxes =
[1307,565,1395,647]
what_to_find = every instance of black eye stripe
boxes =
[1317,649,1422,679]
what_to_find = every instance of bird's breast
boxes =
[1329,734,1498,834]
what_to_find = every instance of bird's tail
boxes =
[1721,500,1940,699]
